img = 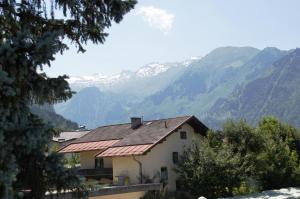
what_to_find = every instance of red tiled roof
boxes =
[96,144,153,157]
[58,140,120,153]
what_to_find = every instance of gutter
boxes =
[132,155,143,184]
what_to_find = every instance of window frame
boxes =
[160,167,168,182]
[95,158,104,169]
[180,131,187,139]
[172,152,179,164]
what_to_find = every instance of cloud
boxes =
[136,6,174,34]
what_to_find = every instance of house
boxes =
[52,130,90,148]
[58,115,208,199]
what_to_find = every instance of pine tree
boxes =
[0,0,136,198]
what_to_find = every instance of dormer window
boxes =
[180,131,187,139]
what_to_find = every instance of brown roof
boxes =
[59,115,208,156]
[59,140,120,153]
[97,144,152,158]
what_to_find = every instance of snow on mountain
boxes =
[135,63,170,77]
[68,71,133,86]
[67,56,201,88]
[181,56,202,66]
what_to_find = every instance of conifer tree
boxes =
[0,0,136,198]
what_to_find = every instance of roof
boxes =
[58,115,208,156]
[97,144,152,158]
[53,131,90,142]
[59,140,120,153]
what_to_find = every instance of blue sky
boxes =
[46,0,300,76]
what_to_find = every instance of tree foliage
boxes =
[176,117,300,199]
[0,0,136,198]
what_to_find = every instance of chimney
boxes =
[131,117,142,129]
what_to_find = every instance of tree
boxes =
[176,140,243,199]
[176,118,300,198]
[256,117,300,189]
[0,0,136,198]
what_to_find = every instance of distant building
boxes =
[52,130,90,148]
[58,115,208,199]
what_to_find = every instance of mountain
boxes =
[130,47,262,119]
[31,104,78,130]
[56,46,300,129]
[208,48,300,128]
[57,87,128,128]
[55,58,200,126]
[67,60,195,100]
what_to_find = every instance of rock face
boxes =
[218,187,300,199]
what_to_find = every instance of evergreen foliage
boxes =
[176,117,300,199]
[0,0,136,198]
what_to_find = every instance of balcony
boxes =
[89,183,162,196]
[45,183,162,198]
[78,168,113,178]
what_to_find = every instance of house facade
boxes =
[58,115,208,199]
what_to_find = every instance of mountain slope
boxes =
[31,104,78,130]
[130,47,261,119]
[208,48,300,128]
[57,87,129,128]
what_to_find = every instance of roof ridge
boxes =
[143,115,193,123]
[90,115,193,129]
[93,122,131,129]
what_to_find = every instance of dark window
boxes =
[160,167,168,182]
[176,180,182,191]
[95,158,104,168]
[173,152,179,164]
[180,131,187,139]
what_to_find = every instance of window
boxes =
[95,158,104,168]
[160,167,168,182]
[180,131,187,139]
[176,180,182,191]
[173,152,179,164]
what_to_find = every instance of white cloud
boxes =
[136,6,174,34]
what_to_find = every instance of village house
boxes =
[52,130,90,148]
[58,115,208,199]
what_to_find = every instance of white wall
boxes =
[112,123,202,191]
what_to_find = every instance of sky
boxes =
[45,0,300,77]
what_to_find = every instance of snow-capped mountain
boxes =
[67,57,201,91]
[68,71,133,86]
[136,63,170,77]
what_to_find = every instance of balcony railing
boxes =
[44,183,162,199]
[89,183,162,196]
[78,168,113,177]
